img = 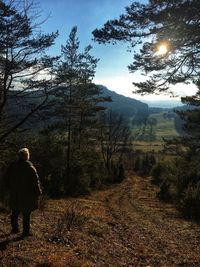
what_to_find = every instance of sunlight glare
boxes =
[157,44,168,55]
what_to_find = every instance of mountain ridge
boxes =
[98,85,149,118]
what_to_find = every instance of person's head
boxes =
[18,148,30,161]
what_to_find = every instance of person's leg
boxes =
[22,211,31,236]
[10,210,20,233]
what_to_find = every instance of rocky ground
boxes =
[0,173,200,267]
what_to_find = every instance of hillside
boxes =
[1,173,200,266]
[7,86,149,130]
[99,85,148,118]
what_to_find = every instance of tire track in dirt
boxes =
[104,178,167,266]
[102,173,200,266]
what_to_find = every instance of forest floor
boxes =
[1,173,200,267]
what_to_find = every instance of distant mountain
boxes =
[142,100,183,108]
[99,85,149,118]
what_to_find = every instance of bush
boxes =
[150,162,163,185]
[156,160,178,202]
[179,182,200,221]
[133,155,141,172]
[112,163,125,183]
[27,134,107,197]
[133,152,156,176]
[157,179,172,201]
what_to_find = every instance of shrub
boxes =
[133,152,156,176]
[150,162,163,185]
[111,163,125,183]
[179,182,200,221]
[133,155,141,172]
[156,160,178,202]
[157,179,172,201]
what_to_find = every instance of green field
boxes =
[132,111,179,152]
[150,112,179,140]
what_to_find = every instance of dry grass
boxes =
[1,173,200,266]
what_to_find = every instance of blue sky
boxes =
[38,0,197,104]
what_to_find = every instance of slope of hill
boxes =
[0,173,199,266]
[99,85,149,118]
[7,86,149,131]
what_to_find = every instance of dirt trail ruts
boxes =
[86,174,200,266]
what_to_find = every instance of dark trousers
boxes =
[11,210,31,234]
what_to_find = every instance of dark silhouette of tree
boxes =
[0,0,58,142]
[52,27,109,193]
[175,89,200,154]
[93,0,200,95]
[147,117,157,138]
[132,109,149,140]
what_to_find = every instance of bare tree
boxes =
[99,111,130,172]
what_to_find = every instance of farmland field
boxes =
[132,111,179,152]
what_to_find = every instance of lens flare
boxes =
[157,44,168,55]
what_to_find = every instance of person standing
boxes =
[4,148,42,237]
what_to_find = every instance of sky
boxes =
[38,0,197,105]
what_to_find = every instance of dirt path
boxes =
[82,174,200,266]
[1,173,200,266]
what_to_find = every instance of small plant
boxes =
[56,202,88,234]
[48,202,88,246]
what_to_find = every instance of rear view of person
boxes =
[4,148,42,237]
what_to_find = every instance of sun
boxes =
[157,44,168,55]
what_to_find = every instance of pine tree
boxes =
[0,0,58,142]
[93,0,200,94]
[53,27,108,193]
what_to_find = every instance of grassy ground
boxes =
[133,141,164,152]
[151,112,179,141]
[1,173,200,266]
[132,111,179,152]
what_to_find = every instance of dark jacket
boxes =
[4,159,42,212]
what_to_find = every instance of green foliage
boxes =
[0,146,18,205]
[150,155,200,220]
[27,133,107,197]
[0,0,58,142]
[29,134,66,197]
[133,152,156,176]
[49,27,108,192]
[132,111,179,143]
[65,149,106,196]
[117,164,125,183]
[133,155,141,172]
[179,182,200,221]
[93,1,200,94]
[150,159,178,201]
[109,163,126,183]
[157,179,172,201]
[150,162,163,185]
